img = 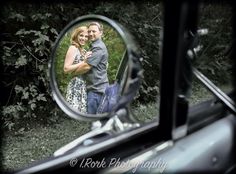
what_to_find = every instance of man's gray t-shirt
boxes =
[85,39,109,93]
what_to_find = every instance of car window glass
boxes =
[189,3,233,106]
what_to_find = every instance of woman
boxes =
[64,26,91,113]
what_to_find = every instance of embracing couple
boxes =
[64,22,109,114]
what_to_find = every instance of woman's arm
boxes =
[63,45,81,74]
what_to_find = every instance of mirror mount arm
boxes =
[54,108,140,157]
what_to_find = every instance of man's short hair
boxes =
[88,22,103,32]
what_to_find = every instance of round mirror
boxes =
[49,15,142,121]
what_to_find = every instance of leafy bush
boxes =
[1,1,233,131]
[1,3,62,130]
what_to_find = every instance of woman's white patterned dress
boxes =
[66,48,87,113]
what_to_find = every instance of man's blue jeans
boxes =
[87,91,103,114]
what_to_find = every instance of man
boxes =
[75,22,109,114]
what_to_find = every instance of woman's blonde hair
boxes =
[70,26,88,50]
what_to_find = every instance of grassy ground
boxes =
[131,81,233,125]
[1,81,232,172]
[1,117,90,172]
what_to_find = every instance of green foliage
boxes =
[1,3,61,130]
[103,24,126,83]
[55,33,71,95]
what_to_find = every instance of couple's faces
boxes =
[77,25,102,45]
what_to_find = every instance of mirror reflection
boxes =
[55,20,126,115]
